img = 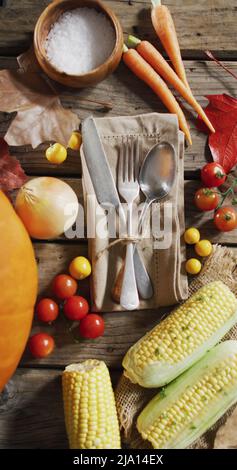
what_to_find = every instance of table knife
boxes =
[82,116,153,299]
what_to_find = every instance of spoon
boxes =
[133,141,176,300]
[138,141,176,234]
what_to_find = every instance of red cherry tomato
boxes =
[29,333,55,358]
[194,188,220,211]
[52,274,77,299]
[64,296,89,321]
[214,207,237,232]
[201,163,226,188]
[79,314,105,339]
[36,298,59,323]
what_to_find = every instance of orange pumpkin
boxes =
[0,191,38,391]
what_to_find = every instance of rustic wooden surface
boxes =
[0,0,237,449]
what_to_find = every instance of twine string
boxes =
[95,236,140,261]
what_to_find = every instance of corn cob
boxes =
[137,340,237,449]
[62,359,121,449]
[123,281,237,387]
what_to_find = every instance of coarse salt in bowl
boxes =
[34,0,123,88]
[45,8,116,75]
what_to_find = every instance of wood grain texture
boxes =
[1,0,237,58]
[1,0,237,450]
[17,240,237,370]
[22,304,162,368]
[24,243,162,369]
[0,369,67,449]
[18,178,237,244]
[0,368,120,449]
[0,56,236,175]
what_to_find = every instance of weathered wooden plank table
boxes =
[0,0,237,449]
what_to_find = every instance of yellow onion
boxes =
[15,177,78,239]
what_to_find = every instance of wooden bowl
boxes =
[34,0,123,88]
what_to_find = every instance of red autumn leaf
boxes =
[0,137,27,192]
[196,94,237,174]
[196,115,210,134]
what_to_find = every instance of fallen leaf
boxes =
[17,47,41,73]
[214,407,237,449]
[0,68,80,149]
[0,138,27,191]
[196,94,237,173]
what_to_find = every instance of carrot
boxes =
[128,36,215,134]
[123,45,192,145]
[151,0,190,90]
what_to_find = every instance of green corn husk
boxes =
[137,341,237,449]
[123,281,237,387]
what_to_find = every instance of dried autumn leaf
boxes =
[0,69,80,149]
[214,407,237,449]
[196,94,237,173]
[17,47,41,73]
[0,137,27,191]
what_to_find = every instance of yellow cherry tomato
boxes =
[69,256,91,280]
[195,240,213,257]
[46,143,67,164]
[184,227,200,245]
[185,258,202,275]
[68,131,82,151]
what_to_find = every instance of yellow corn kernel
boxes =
[62,360,121,449]
[123,281,237,387]
[137,341,237,449]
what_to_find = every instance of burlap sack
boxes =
[115,245,237,449]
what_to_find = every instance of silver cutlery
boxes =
[138,142,176,234]
[118,138,140,311]
[82,116,153,300]
[82,117,125,218]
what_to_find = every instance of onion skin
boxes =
[15,177,79,240]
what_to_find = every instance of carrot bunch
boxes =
[122,0,215,145]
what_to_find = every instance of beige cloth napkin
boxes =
[81,113,188,312]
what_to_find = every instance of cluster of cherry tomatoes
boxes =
[28,256,105,359]
[194,162,237,232]
[184,227,212,275]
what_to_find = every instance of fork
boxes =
[118,138,140,310]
